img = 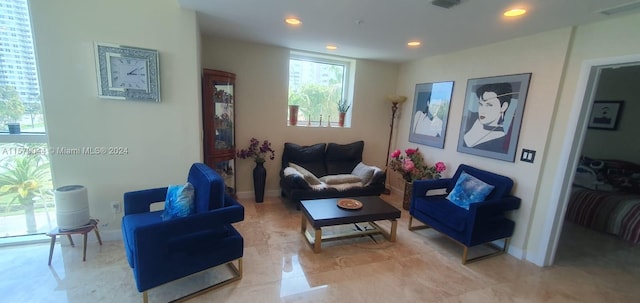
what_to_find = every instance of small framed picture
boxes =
[408,81,454,149]
[588,101,623,130]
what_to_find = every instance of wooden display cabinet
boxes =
[202,69,236,196]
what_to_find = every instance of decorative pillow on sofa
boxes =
[446,172,495,210]
[320,174,362,185]
[351,162,376,185]
[282,143,327,177]
[161,182,195,221]
[325,141,364,174]
[289,163,322,185]
[368,167,386,187]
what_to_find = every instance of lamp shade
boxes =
[386,95,407,104]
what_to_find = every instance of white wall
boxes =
[30,0,201,232]
[395,28,573,255]
[200,36,399,196]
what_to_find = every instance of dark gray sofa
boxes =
[279,141,386,208]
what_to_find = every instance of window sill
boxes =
[288,121,350,128]
[0,133,48,143]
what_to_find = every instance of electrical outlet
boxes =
[111,201,121,214]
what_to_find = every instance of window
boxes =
[0,0,52,239]
[288,52,354,127]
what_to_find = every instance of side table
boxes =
[46,218,103,265]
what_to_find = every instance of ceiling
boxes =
[177,0,639,63]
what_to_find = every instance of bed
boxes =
[566,158,640,244]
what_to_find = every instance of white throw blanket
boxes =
[283,167,364,191]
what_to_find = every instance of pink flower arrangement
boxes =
[236,138,275,163]
[389,148,446,182]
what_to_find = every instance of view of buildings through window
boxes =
[288,53,352,127]
[0,0,43,133]
[0,0,54,238]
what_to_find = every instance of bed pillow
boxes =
[574,165,598,190]
[446,172,495,210]
[161,182,195,221]
[289,163,322,185]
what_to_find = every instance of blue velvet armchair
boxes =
[122,163,244,302]
[409,164,521,264]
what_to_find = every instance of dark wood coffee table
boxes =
[300,196,401,253]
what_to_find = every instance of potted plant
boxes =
[389,147,446,210]
[288,105,299,126]
[6,122,20,134]
[337,99,351,127]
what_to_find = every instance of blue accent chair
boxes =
[408,164,521,264]
[122,163,244,302]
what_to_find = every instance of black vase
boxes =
[253,161,267,202]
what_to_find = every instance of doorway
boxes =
[545,55,640,266]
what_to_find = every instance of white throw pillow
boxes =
[351,162,376,185]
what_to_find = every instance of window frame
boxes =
[288,51,354,128]
[0,0,53,239]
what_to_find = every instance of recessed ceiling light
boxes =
[326,45,337,50]
[504,8,527,17]
[407,41,421,47]
[285,18,302,25]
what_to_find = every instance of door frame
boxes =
[541,54,640,266]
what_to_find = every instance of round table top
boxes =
[46,219,99,236]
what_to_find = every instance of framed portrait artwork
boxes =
[408,81,454,148]
[456,73,532,162]
[587,101,623,130]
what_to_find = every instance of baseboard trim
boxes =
[503,241,525,260]
[236,189,280,200]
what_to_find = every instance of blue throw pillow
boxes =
[446,172,495,210]
[161,182,195,221]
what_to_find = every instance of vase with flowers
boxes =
[389,147,446,209]
[237,138,276,202]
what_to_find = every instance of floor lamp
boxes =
[383,95,407,195]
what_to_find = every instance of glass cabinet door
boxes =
[213,83,234,151]
[202,69,236,196]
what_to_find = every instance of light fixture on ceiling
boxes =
[326,45,337,50]
[407,41,421,47]
[504,8,527,17]
[285,18,302,25]
[431,0,461,9]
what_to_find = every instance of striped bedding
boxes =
[565,188,640,244]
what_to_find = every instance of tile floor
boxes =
[1,192,638,302]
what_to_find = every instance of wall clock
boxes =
[94,42,160,102]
